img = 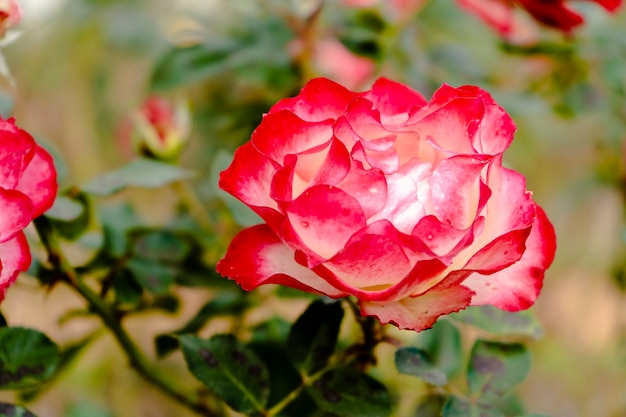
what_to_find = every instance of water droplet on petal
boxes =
[301,222,309,228]
[427,234,433,240]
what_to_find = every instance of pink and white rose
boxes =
[0,117,57,300]
[217,78,556,331]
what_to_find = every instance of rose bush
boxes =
[217,78,556,331]
[457,0,622,38]
[0,117,56,300]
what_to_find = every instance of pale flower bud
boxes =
[130,95,191,161]
[0,0,21,38]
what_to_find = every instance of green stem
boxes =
[33,216,216,416]
[265,365,330,417]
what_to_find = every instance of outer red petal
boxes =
[364,77,427,126]
[216,224,346,297]
[285,185,366,260]
[270,78,357,122]
[0,122,35,190]
[219,142,284,228]
[0,232,31,301]
[0,188,33,242]
[16,145,57,217]
[359,285,474,331]
[464,205,556,310]
[516,0,583,31]
[325,233,412,289]
[252,110,334,166]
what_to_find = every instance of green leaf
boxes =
[129,229,195,263]
[415,319,462,379]
[395,347,447,386]
[112,268,143,308]
[155,292,251,358]
[0,327,60,389]
[0,312,6,328]
[46,196,83,221]
[81,158,194,196]
[287,299,344,374]
[0,402,38,417]
[48,192,91,240]
[126,258,176,295]
[306,367,391,417]
[467,341,531,404]
[180,334,270,414]
[451,306,542,339]
[443,396,504,417]
[413,394,447,417]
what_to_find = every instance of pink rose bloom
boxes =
[0,117,57,300]
[0,0,21,37]
[457,0,622,38]
[217,78,556,332]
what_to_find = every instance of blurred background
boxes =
[1,0,626,416]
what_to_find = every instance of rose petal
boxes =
[216,224,346,297]
[16,146,57,217]
[0,124,34,190]
[220,142,283,224]
[336,158,387,219]
[368,172,424,234]
[270,78,357,122]
[0,188,33,242]
[464,205,556,310]
[0,232,31,301]
[462,227,531,274]
[430,155,488,229]
[364,77,427,126]
[360,285,474,331]
[252,110,334,166]
[325,233,412,289]
[286,185,367,259]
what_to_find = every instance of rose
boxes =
[217,78,556,331]
[0,117,57,300]
[457,0,622,39]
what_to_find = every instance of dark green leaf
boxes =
[416,319,462,379]
[180,334,270,414]
[82,158,194,196]
[287,299,344,374]
[443,396,504,417]
[129,229,195,263]
[413,394,447,417]
[395,347,447,386]
[112,268,143,308]
[0,402,38,417]
[126,258,176,295]
[156,292,251,358]
[468,341,531,404]
[0,327,60,389]
[306,367,391,417]
[451,306,542,339]
[0,312,6,328]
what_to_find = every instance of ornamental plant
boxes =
[6,1,626,416]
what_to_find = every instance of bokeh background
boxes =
[1,0,626,416]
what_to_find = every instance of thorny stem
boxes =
[33,216,216,417]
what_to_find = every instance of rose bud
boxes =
[129,95,191,161]
[0,117,57,301]
[217,78,556,332]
